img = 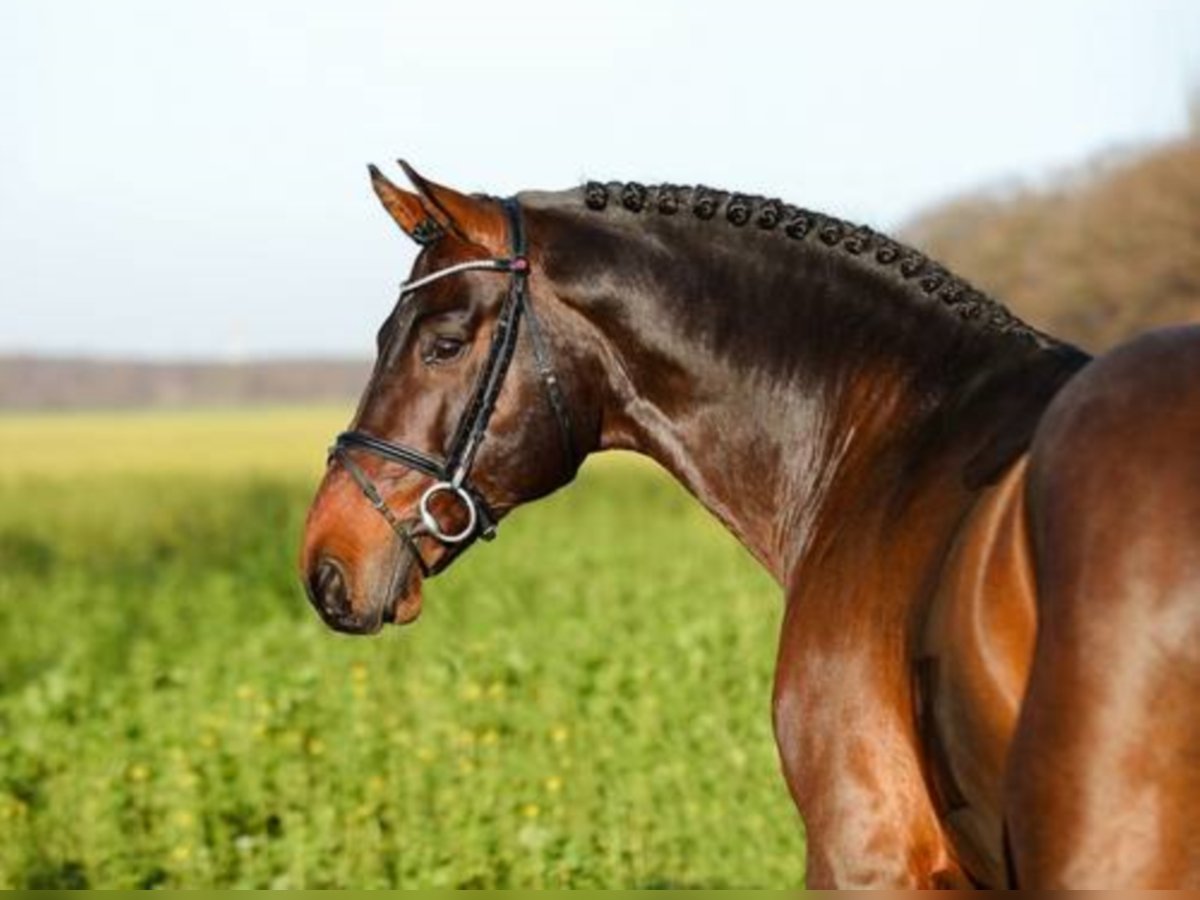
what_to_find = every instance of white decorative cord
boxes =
[399,258,514,296]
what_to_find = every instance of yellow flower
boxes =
[2,800,26,820]
[351,662,369,683]
[551,725,570,744]
[307,738,326,757]
[128,764,150,783]
[544,775,563,794]
[171,845,192,862]
[521,803,540,819]
[481,729,500,746]
[460,682,482,702]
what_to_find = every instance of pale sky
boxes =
[2,0,1198,359]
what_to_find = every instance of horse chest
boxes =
[915,456,1037,886]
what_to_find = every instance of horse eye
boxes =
[424,335,465,365]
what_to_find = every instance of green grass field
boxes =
[0,408,805,889]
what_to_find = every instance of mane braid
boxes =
[580,180,1057,349]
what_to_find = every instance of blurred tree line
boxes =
[904,117,1200,352]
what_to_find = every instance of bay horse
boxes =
[300,163,1200,888]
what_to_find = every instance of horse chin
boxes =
[385,554,424,626]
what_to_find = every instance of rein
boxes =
[330,198,575,577]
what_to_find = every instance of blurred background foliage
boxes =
[905,128,1200,352]
[0,412,801,889]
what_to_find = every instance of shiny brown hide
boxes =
[917,457,1036,887]
[301,170,1200,888]
[1007,328,1200,888]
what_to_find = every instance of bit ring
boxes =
[418,481,478,544]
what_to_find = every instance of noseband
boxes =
[330,198,575,577]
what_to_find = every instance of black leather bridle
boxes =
[330,198,575,577]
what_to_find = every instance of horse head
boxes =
[299,164,588,634]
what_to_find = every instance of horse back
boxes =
[1008,325,1200,887]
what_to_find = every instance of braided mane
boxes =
[577,180,1055,349]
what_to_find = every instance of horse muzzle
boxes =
[303,548,426,634]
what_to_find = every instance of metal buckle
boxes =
[418,481,478,544]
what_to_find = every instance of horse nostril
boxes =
[308,558,349,616]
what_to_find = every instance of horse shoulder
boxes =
[916,454,1036,887]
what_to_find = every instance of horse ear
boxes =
[368,164,444,245]
[397,160,508,254]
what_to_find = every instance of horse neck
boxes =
[531,203,1087,585]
